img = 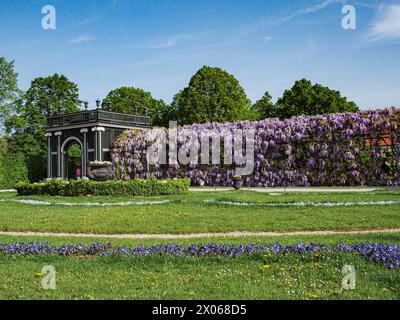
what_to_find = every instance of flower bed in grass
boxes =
[2,198,399,207]
[0,198,175,206]
[203,199,400,207]
[0,242,399,269]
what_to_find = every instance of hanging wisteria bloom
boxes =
[111,108,400,187]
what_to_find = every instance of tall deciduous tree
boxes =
[173,66,253,125]
[252,91,275,120]
[103,86,173,127]
[10,74,80,139]
[274,79,359,119]
[0,57,21,134]
[8,74,80,181]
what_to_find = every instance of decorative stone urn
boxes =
[87,161,116,181]
[232,175,243,190]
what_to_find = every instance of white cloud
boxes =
[368,4,400,42]
[302,0,342,14]
[69,35,96,45]
[282,0,344,22]
[148,35,191,49]
[240,0,343,36]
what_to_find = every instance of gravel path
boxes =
[0,228,399,240]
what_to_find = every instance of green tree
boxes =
[0,137,7,155]
[173,66,253,125]
[153,102,177,127]
[0,57,21,134]
[273,79,359,119]
[8,74,81,181]
[0,152,28,188]
[10,74,80,146]
[103,87,172,127]
[252,91,275,120]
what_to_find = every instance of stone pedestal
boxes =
[87,161,116,181]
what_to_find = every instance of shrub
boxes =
[0,153,28,189]
[26,154,47,183]
[15,178,190,197]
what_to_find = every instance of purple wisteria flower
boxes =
[111,108,400,187]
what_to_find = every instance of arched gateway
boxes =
[45,107,151,180]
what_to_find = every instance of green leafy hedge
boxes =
[0,153,28,189]
[15,178,190,196]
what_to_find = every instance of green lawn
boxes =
[0,233,399,300]
[1,191,399,300]
[0,191,399,234]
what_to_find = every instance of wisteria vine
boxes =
[111,108,400,187]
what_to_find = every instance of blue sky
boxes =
[1,0,400,109]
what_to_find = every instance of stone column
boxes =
[45,132,53,180]
[54,131,62,179]
[92,127,98,161]
[92,127,105,162]
[80,128,88,178]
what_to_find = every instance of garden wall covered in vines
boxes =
[111,108,400,187]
